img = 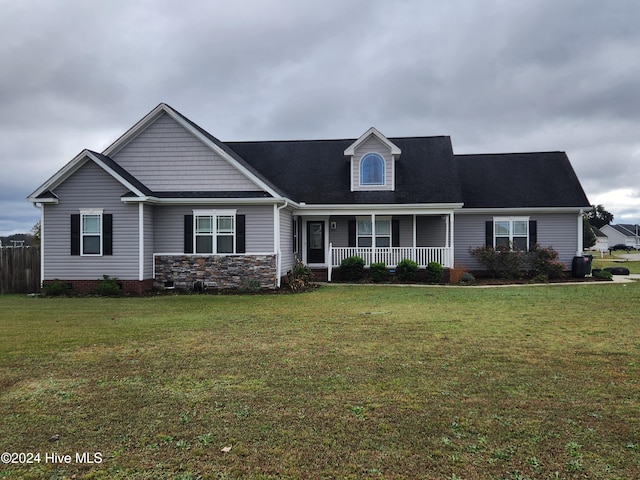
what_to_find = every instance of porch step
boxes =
[311,268,329,282]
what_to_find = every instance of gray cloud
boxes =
[2,0,640,235]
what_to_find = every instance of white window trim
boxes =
[192,209,237,255]
[493,216,530,251]
[359,152,386,187]
[79,208,103,256]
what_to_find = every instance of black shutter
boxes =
[103,214,113,255]
[529,220,537,249]
[348,220,356,247]
[184,215,193,253]
[392,219,400,247]
[71,214,80,255]
[236,214,246,253]
[485,221,493,248]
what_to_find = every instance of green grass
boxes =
[1,283,639,479]
[590,253,640,274]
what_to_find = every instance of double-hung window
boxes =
[193,210,236,254]
[356,218,391,247]
[494,217,529,251]
[81,209,102,255]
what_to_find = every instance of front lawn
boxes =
[1,284,639,479]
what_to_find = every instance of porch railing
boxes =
[329,244,453,281]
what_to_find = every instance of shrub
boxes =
[96,275,121,296]
[469,245,526,279]
[528,244,564,279]
[425,262,444,283]
[396,258,418,282]
[286,259,315,292]
[460,272,476,284]
[370,262,388,283]
[239,278,261,294]
[42,279,71,296]
[592,269,613,280]
[340,256,365,281]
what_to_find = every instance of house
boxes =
[28,103,591,292]
[600,224,640,250]
[589,225,609,252]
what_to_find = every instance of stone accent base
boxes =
[154,254,278,290]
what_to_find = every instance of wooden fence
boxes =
[0,247,40,294]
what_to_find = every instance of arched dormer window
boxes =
[360,153,385,186]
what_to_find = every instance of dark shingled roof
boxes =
[225,136,463,204]
[454,152,590,208]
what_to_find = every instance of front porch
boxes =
[328,245,453,281]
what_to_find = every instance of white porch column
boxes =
[371,213,376,265]
[413,214,417,263]
[449,212,455,268]
[138,203,144,281]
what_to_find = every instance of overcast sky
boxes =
[2,0,639,236]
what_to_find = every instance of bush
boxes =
[286,259,315,292]
[370,262,388,283]
[340,256,365,281]
[396,258,418,282]
[592,269,613,280]
[528,244,564,279]
[425,262,443,283]
[460,272,476,284]
[469,245,526,279]
[42,279,71,296]
[96,275,121,296]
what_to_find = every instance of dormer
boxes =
[345,127,401,192]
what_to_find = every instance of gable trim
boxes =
[344,127,401,156]
[27,150,148,203]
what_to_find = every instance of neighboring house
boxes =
[28,103,591,292]
[600,224,640,250]
[589,225,609,252]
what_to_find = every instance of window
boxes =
[82,213,102,255]
[193,210,236,254]
[494,217,529,251]
[357,218,391,247]
[71,211,112,256]
[360,153,385,186]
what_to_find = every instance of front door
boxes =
[307,221,325,264]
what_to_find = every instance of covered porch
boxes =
[295,207,457,282]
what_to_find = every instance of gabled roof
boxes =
[604,224,640,236]
[343,127,401,156]
[27,150,152,202]
[455,152,590,209]
[103,103,286,199]
[226,135,462,205]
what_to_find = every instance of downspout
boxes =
[275,201,289,288]
[577,209,584,255]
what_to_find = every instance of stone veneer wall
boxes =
[154,254,278,290]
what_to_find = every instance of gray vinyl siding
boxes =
[417,216,447,246]
[112,113,261,192]
[454,212,580,270]
[279,208,295,275]
[43,161,140,280]
[352,136,394,191]
[153,204,275,254]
